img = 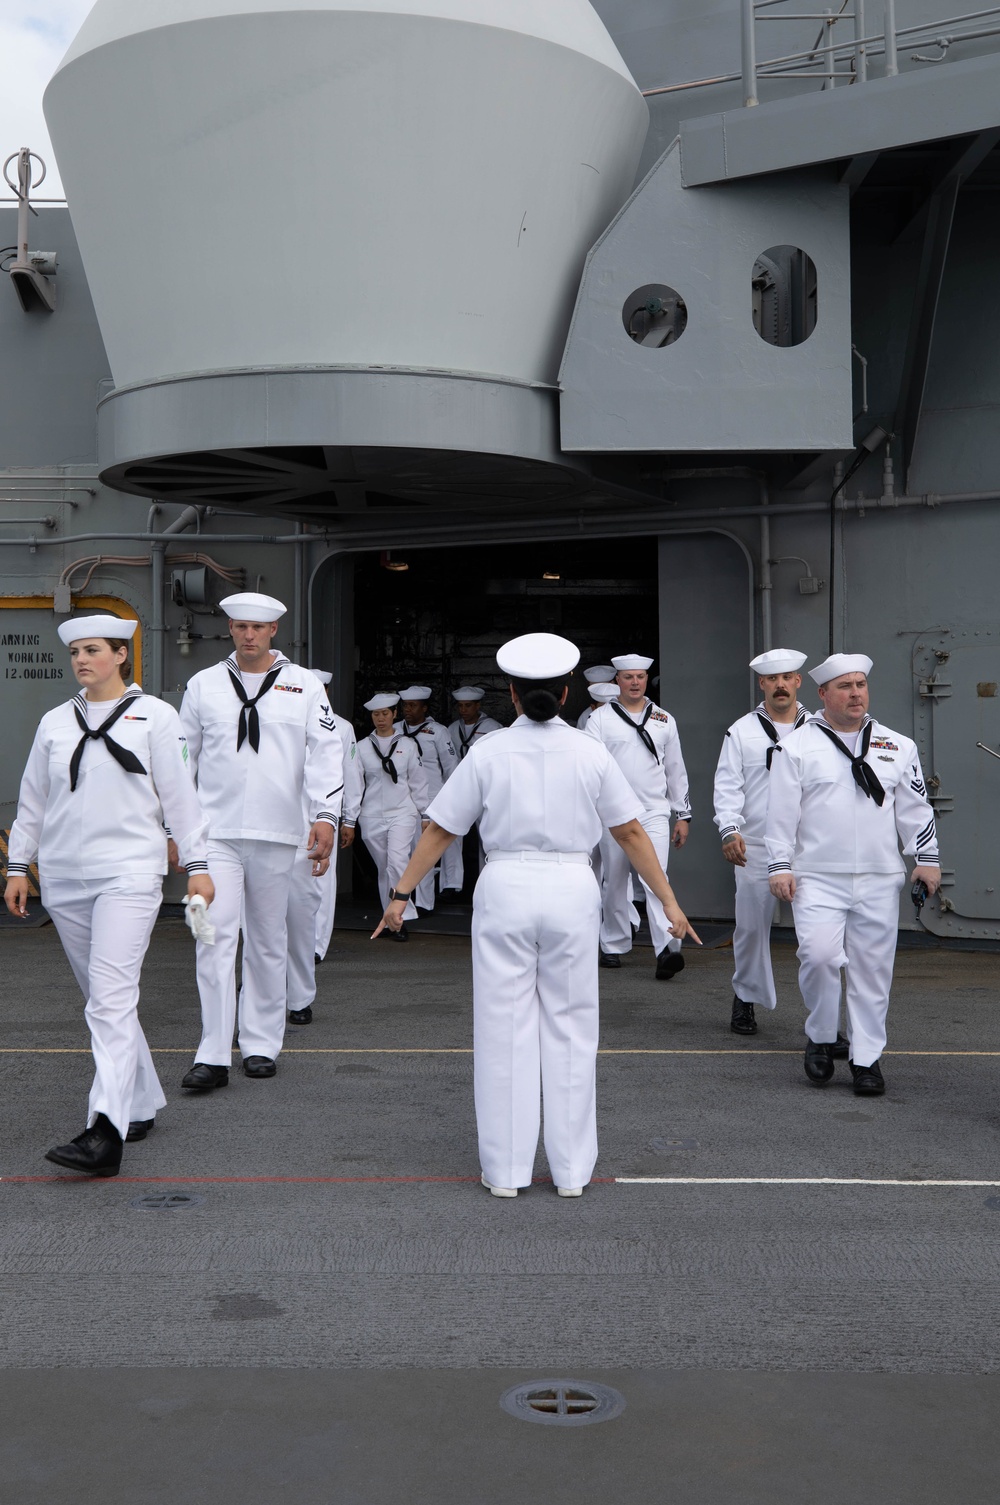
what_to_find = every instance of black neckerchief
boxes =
[227,662,283,752]
[371,733,399,784]
[400,719,429,759]
[70,690,147,792]
[814,717,885,805]
[756,704,807,770]
[458,719,482,758]
[610,699,659,762]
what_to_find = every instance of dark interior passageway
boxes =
[347,537,660,901]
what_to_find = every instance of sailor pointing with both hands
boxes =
[5,615,214,1176]
[374,633,700,1199]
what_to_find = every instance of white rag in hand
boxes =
[184,893,216,945]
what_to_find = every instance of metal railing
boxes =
[643,2,1000,105]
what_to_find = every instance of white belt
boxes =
[486,850,591,865]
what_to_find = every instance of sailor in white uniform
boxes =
[713,648,834,1039]
[5,615,213,1176]
[373,633,700,1198]
[394,685,458,909]
[446,686,504,894]
[179,593,343,1086]
[351,692,430,943]
[766,653,941,1095]
[587,653,692,978]
[285,668,364,1025]
[449,687,503,760]
[583,682,622,892]
[576,665,617,730]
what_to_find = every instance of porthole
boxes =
[622,283,687,347]
[752,245,817,346]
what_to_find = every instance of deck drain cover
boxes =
[499,1380,625,1427]
[129,1192,205,1210]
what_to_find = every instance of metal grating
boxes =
[499,1380,625,1427]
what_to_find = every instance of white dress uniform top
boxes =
[586,692,692,959]
[286,685,363,1012]
[765,707,940,1067]
[427,635,644,1194]
[180,648,343,1066]
[353,708,431,924]
[448,689,504,890]
[714,699,808,1010]
[8,675,209,1139]
[394,692,459,907]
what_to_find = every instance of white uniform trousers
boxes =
[195,837,297,1064]
[415,862,437,912]
[599,813,680,957]
[362,814,420,922]
[792,871,905,1068]
[732,848,779,1010]
[42,873,167,1140]
[314,867,337,959]
[472,859,600,1191]
[286,852,326,1012]
[438,834,464,894]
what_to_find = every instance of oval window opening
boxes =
[752,246,817,346]
[622,283,687,348]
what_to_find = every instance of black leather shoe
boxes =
[314,953,324,966]
[851,1059,885,1096]
[731,997,758,1035]
[389,924,409,943]
[831,1033,850,1060]
[125,1118,154,1143]
[243,1055,277,1078]
[655,949,685,980]
[288,1006,312,1025]
[599,951,621,969]
[45,1113,123,1177]
[804,1041,835,1084]
[181,1062,229,1092]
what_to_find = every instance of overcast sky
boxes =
[0,1,93,199]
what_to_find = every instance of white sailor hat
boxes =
[397,685,433,701]
[364,692,400,711]
[611,653,653,672]
[591,682,621,702]
[452,686,485,701]
[750,648,807,675]
[57,614,137,646]
[808,652,873,686]
[584,664,616,685]
[309,669,333,686]
[219,591,286,622]
[497,632,580,680]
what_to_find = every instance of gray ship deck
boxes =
[3,917,1000,1501]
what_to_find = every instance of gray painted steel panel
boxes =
[679,53,1000,185]
[559,145,853,453]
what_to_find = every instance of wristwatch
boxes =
[388,888,412,903]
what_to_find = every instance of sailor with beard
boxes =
[713,649,843,1041]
